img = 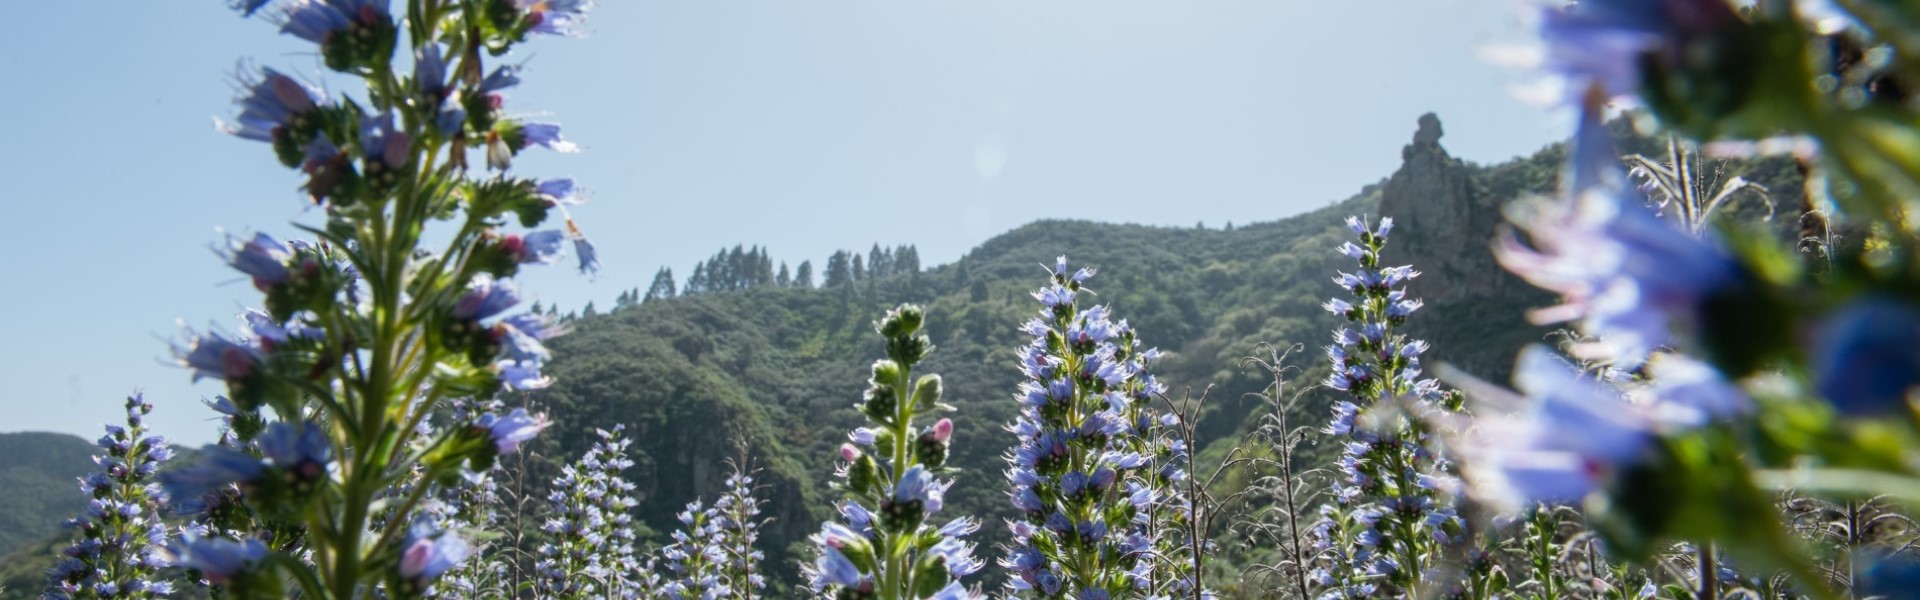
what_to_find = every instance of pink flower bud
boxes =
[839,443,861,463]
[930,418,953,443]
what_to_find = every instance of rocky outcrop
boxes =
[1377,113,1509,304]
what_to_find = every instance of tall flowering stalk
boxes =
[712,459,768,599]
[47,393,177,599]
[421,397,512,598]
[1309,218,1462,598]
[805,305,983,600]
[158,1,602,595]
[535,424,643,599]
[661,500,731,599]
[1001,257,1193,599]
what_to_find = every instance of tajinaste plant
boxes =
[47,393,177,599]
[661,500,731,599]
[805,305,983,600]
[535,424,643,599]
[157,0,602,595]
[1309,217,1463,598]
[1001,257,1194,599]
[712,459,769,599]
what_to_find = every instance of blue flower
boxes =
[452,277,520,321]
[414,43,449,98]
[892,465,949,515]
[399,523,471,584]
[536,178,584,204]
[1813,297,1920,416]
[814,546,863,587]
[479,408,547,455]
[1644,352,1750,424]
[516,230,567,264]
[569,226,601,276]
[496,359,553,391]
[514,0,593,37]
[163,537,268,584]
[224,232,292,290]
[255,422,333,477]
[1529,0,1740,102]
[279,0,389,45]
[1469,346,1655,506]
[1494,98,1740,366]
[487,122,579,170]
[359,112,410,170]
[220,67,324,143]
[494,313,562,364]
[230,0,275,16]
[176,331,262,382]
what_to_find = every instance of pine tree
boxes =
[686,263,708,295]
[776,262,791,288]
[851,254,866,282]
[824,251,851,288]
[894,244,919,275]
[867,243,891,279]
[644,267,676,302]
[795,260,815,289]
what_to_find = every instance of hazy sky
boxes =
[0,0,1563,444]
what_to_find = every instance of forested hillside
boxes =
[0,432,96,555]
[0,114,1804,596]
[520,114,1804,587]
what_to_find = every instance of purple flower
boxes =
[514,0,593,37]
[414,43,449,98]
[494,313,562,364]
[1531,0,1740,100]
[230,0,274,16]
[1642,352,1750,424]
[163,537,268,584]
[571,233,600,276]
[255,422,333,477]
[814,546,863,587]
[892,465,949,515]
[176,331,262,382]
[359,112,410,170]
[279,0,389,45]
[1494,99,1740,366]
[516,230,567,264]
[452,277,520,321]
[487,122,579,170]
[536,178,584,205]
[1813,297,1920,416]
[219,67,324,143]
[521,122,578,152]
[496,359,553,391]
[479,408,547,455]
[224,232,292,290]
[1467,346,1655,506]
[480,64,523,96]
[399,523,471,583]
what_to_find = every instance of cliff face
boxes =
[1378,113,1519,306]
[1374,113,1558,380]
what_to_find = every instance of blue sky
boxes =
[0,0,1562,444]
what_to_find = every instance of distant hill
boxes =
[0,432,96,556]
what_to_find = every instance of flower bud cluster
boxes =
[535,424,643,599]
[806,305,983,600]
[1000,256,1192,598]
[1309,218,1462,597]
[661,500,731,599]
[48,393,177,599]
[712,465,769,597]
